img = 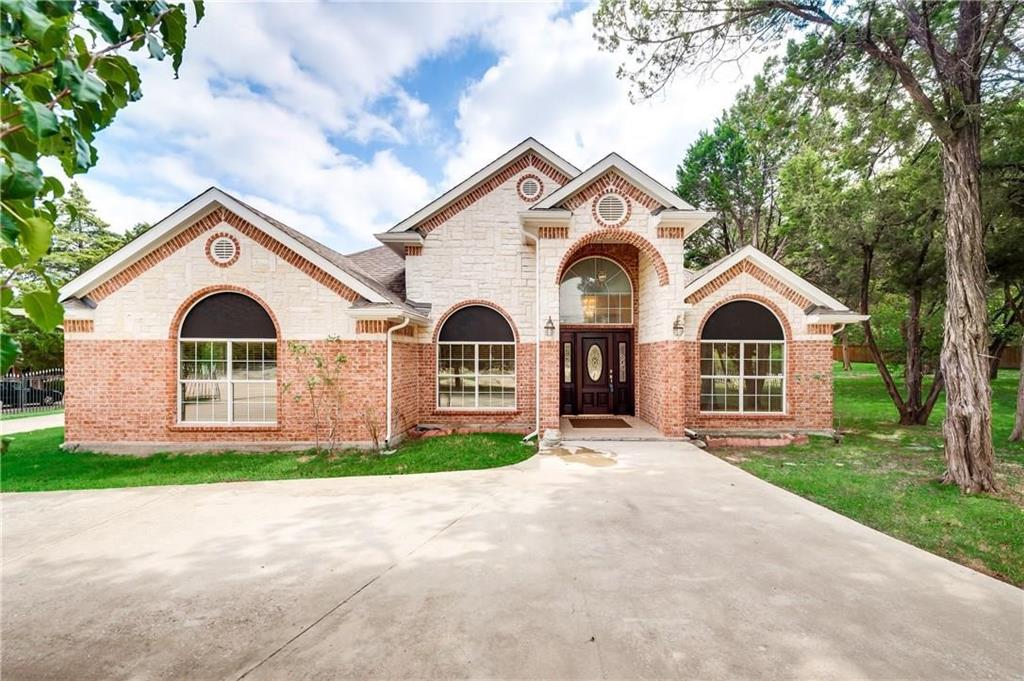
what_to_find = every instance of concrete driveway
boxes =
[2,441,1021,680]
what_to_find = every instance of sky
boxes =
[77,1,764,254]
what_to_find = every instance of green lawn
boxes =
[0,429,536,493]
[717,363,1024,587]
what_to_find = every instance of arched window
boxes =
[437,305,515,409]
[700,300,785,413]
[178,292,277,423]
[559,257,632,324]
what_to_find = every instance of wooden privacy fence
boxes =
[1,368,65,414]
[833,345,1021,368]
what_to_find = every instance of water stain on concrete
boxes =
[543,445,616,467]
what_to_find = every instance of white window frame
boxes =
[558,255,634,325]
[699,340,787,414]
[177,338,277,424]
[436,341,516,411]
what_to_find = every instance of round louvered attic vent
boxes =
[517,174,544,202]
[206,234,240,267]
[211,237,237,262]
[596,193,627,225]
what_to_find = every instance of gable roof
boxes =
[532,152,694,211]
[682,245,865,321]
[384,137,580,235]
[58,188,421,316]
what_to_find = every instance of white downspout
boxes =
[385,315,411,449]
[520,226,541,442]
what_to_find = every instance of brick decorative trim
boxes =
[516,174,545,203]
[168,285,282,341]
[405,245,423,256]
[356,320,419,335]
[64,319,94,333]
[685,259,812,309]
[657,226,687,239]
[591,189,633,228]
[557,231,669,286]
[807,323,834,335]
[562,170,662,212]
[205,232,240,267]
[87,207,363,304]
[356,320,388,334]
[538,226,568,239]
[418,152,571,235]
[696,294,794,341]
[432,300,521,343]
[88,209,225,301]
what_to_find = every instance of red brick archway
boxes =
[432,299,521,343]
[556,231,669,286]
[697,294,793,341]
[169,285,282,341]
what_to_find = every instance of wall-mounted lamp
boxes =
[544,316,556,337]
[672,314,684,337]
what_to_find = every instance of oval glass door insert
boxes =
[587,344,603,382]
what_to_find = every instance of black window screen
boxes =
[439,305,514,342]
[180,292,276,339]
[702,301,783,340]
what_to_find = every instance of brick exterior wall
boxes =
[65,338,390,452]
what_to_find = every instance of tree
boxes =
[676,68,797,266]
[595,0,1022,493]
[1,0,204,373]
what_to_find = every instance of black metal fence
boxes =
[1,369,65,414]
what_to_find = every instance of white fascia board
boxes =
[534,153,695,211]
[682,245,852,312]
[387,138,580,234]
[519,209,571,225]
[807,313,870,324]
[658,210,717,224]
[345,307,429,324]
[60,188,389,304]
[376,231,424,244]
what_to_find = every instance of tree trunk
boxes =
[938,129,996,493]
[901,286,924,425]
[1012,331,1024,442]
[841,326,851,371]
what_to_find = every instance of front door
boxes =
[560,331,634,415]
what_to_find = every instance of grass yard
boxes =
[717,363,1024,587]
[0,429,536,493]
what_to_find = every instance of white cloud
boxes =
[82,1,762,254]
[444,4,764,187]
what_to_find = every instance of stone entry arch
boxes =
[556,231,670,286]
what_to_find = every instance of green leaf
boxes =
[18,215,53,263]
[1,287,13,308]
[1,247,26,268]
[21,290,64,333]
[1,152,44,199]
[81,5,121,44]
[19,100,59,138]
[160,8,186,73]
[0,333,20,375]
[0,38,34,74]
[71,128,95,171]
[146,33,165,61]
[59,59,106,104]
[0,214,19,247]
[193,0,205,25]
[18,2,56,46]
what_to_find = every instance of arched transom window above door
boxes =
[178,292,277,424]
[700,300,785,413]
[559,257,633,324]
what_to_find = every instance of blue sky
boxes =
[77,2,762,253]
